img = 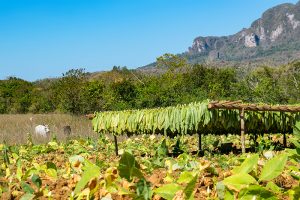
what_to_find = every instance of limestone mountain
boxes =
[185,1,300,66]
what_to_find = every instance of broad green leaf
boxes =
[223,173,257,192]
[177,171,195,184]
[12,152,19,160]
[107,183,119,193]
[20,193,35,200]
[156,139,168,158]
[47,141,59,150]
[45,168,57,179]
[118,152,143,181]
[224,189,234,200]
[163,173,174,183]
[289,186,300,200]
[238,185,277,200]
[232,154,258,174]
[266,182,282,193]
[172,139,184,156]
[3,144,10,165]
[31,174,42,189]
[293,121,300,138]
[206,166,219,176]
[23,167,39,180]
[17,159,23,181]
[285,148,298,157]
[45,162,57,178]
[136,178,152,200]
[153,183,182,200]
[74,160,101,195]
[46,162,57,171]
[184,175,198,200]
[289,138,300,149]
[21,182,35,194]
[291,170,300,180]
[259,153,288,182]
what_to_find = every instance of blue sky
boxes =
[0,0,298,81]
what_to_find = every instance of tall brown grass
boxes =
[0,114,97,145]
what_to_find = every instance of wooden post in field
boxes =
[114,135,119,156]
[198,132,202,151]
[240,108,246,154]
[282,114,287,148]
[254,133,258,147]
[283,131,287,147]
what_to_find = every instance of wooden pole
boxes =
[254,133,258,148]
[282,114,287,148]
[240,108,246,154]
[283,132,287,147]
[114,135,119,156]
[208,101,300,113]
[198,132,202,151]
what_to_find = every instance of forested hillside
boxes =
[0,55,299,114]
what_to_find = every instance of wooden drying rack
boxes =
[87,101,300,155]
[208,101,300,153]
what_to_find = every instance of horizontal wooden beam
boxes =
[208,101,300,113]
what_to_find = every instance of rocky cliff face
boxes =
[187,1,300,65]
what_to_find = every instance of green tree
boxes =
[55,68,86,114]
[108,79,137,110]
[244,67,283,103]
[277,62,300,103]
[156,53,189,72]
[0,77,33,113]
[80,80,105,113]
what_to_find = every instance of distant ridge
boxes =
[139,1,300,71]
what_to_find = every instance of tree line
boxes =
[0,55,299,114]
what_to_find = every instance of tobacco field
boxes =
[0,119,300,200]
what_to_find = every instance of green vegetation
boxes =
[0,55,299,114]
[92,101,299,136]
[1,55,300,198]
[0,125,300,199]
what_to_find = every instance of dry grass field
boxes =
[0,114,96,145]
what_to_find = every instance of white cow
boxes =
[35,125,50,137]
